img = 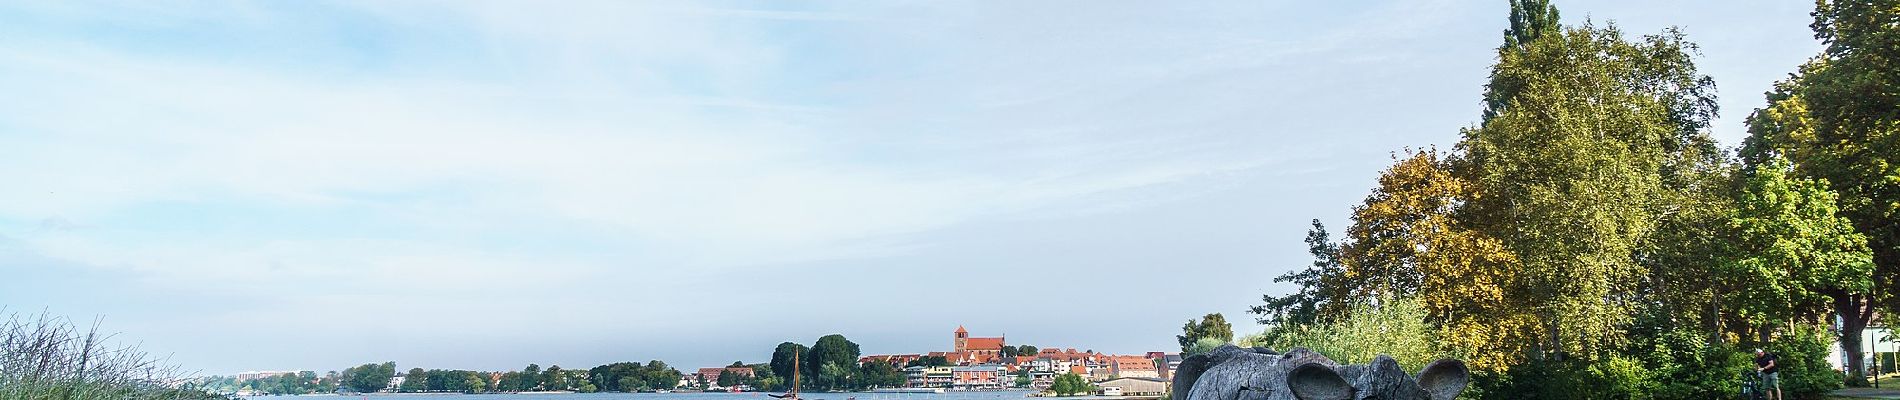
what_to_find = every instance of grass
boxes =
[0,309,228,400]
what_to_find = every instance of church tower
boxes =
[954,325,969,352]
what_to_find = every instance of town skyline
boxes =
[209,325,1170,377]
[0,0,1825,378]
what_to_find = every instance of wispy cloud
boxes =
[0,0,1819,374]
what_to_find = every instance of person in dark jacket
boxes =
[1755,348,1780,400]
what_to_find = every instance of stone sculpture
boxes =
[1170,345,1468,400]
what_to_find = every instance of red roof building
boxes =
[953,325,1006,354]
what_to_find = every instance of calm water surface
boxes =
[244,392,1045,400]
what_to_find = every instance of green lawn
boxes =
[1831,374,1900,399]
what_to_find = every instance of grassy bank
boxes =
[0,310,227,400]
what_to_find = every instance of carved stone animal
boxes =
[1170,345,1468,400]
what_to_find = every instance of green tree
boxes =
[317,372,339,393]
[1741,0,1900,384]
[642,360,681,390]
[400,368,427,392]
[1251,219,1346,328]
[806,335,861,391]
[745,363,779,391]
[618,376,646,392]
[857,361,903,389]
[1176,313,1233,352]
[1017,345,1038,356]
[1724,157,1873,329]
[770,342,809,388]
[520,364,541,391]
[1483,0,1563,122]
[1049,373,1092,396]
[717,370,738,388]
[465,371,490,393]
[1460,17,1718,363]
[340,362,395,393]
[542,365,567,391]
[498,372,522,392]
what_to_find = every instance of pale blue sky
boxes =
[0,1,1820,375]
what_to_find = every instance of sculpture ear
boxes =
[1170,353,1213,400]
[1416,359,1469,400]
[1287,363,1352,400]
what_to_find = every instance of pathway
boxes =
[1834,388,1900,399]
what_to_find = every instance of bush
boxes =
[1464,355,1650,400]
[1259,296,1442,372]
[1185,337,1227,356]
[1762,324,1843,400]
[1637,327,1751,400]
[0,310,230,400]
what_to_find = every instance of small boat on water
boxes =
[768,353,803,400]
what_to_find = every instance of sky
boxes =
[0,0,1824,375]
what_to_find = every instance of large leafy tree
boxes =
[1743,0,1900,384]
[541,365,567,391]
[340,362,395,393]
[806,335,861,391]
[1460,16,1718,361]
[1337,149,1527,370]
[643,360,681,390]
[769,342,809,388]
[400,368,427,392]
[1724,157,1873,329]
[1176,313,1233,352]
[856,361,903,389]
[519,364,541,391]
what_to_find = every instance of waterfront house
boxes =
[1096,377,1169,396]
[1110,356,1158,379]
[904,365,955,388]
[950,364,1006,390]
[1154,354,1183,381]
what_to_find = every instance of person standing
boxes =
[1755,348,1780,400]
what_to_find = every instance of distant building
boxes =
[905,365,954,388]
[1096,377,1169,396]
[236,371,297,382]
[861,354,922,367]
[387,376,405,391]
[1110,356,1158,379]
[951,364,1005,390]
[695,367,755,388]
[954,326,1006,358]
[1155,354,1184,381]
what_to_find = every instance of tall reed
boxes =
[0,309,226,400]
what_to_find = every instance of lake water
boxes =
[242,391,1048,400]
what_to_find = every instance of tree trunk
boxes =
[1837,292,1873,385]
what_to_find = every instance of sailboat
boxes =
[768,353,802,400]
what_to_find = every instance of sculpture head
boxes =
[1171,345,1468,400]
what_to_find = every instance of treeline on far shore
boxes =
[195,360,688,395]
[205,332,1023,396]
